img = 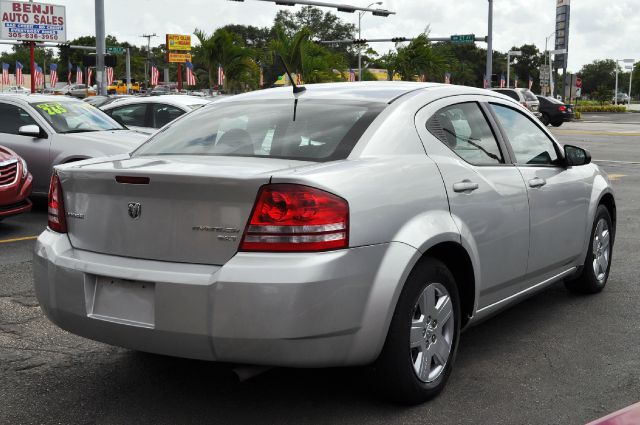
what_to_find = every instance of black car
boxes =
[536,96,574,127]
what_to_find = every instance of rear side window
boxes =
[152,104,184,128]
[522,90,537,101]
[134,100,385,162]
[427,102,504,166]
[491,104,559,165]
[109,104,148,127]
[0,103,38,134]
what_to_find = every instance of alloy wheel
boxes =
[592,218,611,283]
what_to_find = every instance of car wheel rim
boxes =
[592,218,611,283]
[410,282,454,383]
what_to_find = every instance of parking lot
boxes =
[2,113,640,425]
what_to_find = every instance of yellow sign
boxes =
[166,34,191,51]
[36,103,67,115]
[168,52,192,63]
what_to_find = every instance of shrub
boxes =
[574,105,627,113]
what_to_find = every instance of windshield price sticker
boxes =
[36,103,67,115]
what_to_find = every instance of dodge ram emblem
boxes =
[127,202,142,219]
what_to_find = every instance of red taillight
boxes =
[48,172,67,233]
[559,105,567,112]
[240,184,349,252]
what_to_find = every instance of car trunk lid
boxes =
[57,155,313,265]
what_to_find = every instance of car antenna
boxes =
[277,55,305,122]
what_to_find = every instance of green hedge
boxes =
[574,105,627,113]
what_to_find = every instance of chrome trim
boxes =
[476,267,576,315]
[0,159,19,187]
[247,223,346,234]
[244,232,346,243]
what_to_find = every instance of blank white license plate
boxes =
[87,276,155,328]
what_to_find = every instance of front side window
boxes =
[31,101,124,134]
[134,100,384,162]
[108,104,148,128]
[427,102,504,166]
[0,103,37,135]
[491,104,559,165]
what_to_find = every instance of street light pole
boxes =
[141,33,157,90]
[544,31,555,96]
[358,1,382,82]
[485,0,493,88]
[629,63,635,104]
[615,59,635,105]
[95,0,106,95]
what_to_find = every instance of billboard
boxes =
[554,0,570,69]
[167,52,192,63]
[166,34,191,51]
[0,1,66,42]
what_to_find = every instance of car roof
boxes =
[219,81,444,104]
[0,93,83,104]
[101,94,211,109]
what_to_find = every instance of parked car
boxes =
[612,92,630,104]
[149,84,177,96]
[536,95,574,127]
[0,94,148,195]
[83,94,132,108]
[0,145,32,220]
[2,86,30,94]
[100,95,211,134]
[56,84,96,99]
[34,82,615,404]
[491,88,541,117]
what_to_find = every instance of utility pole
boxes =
[358,2,383,82]
[141,33,157,90]
[485,0,493,88]
[506,50,521,88]
[95,0,106,95]
[125,48,131,94]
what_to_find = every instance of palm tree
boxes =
[395,33,449,82]
[194,28,256,92]
[269,25,312,78]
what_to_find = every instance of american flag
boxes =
[67,61,72,83]
[217,65,224,87]
[444,72,451,84]
[348,68,355,82]
[185,61,196,86]
[76,66,83,84]
[106,66,114,86]
[528,75,534,90]
[483,75,489,89]
[16,61,24,86]
[34,64,44,87]
[87,67,93,86]
[500,74,506,88]
[295,73,302,85]
[150,65,159,86]
[1,63,9,86]
[50,63,58,87]
[514,78,518,89]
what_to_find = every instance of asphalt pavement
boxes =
[2,113,640,425]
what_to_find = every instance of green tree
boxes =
[577,59,617,96]
[394,34,448,81]
[194,28,256,93]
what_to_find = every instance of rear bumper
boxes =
[33,230,419,367]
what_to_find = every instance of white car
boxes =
[100,95,212,134]
[2,86,30,94]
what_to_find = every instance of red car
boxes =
[0,146,32,220]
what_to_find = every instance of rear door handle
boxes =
[528,177,547,188]
[453,180,479,193]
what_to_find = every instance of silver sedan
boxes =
[33,82,615,403]
[0,94,148,195]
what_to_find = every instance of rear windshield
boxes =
[133,99,385,161]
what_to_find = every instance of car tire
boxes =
[565,205,614,294]
[551,121,563,127]
[541,113,550,126]
[373,257,461,404]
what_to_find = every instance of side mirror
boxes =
[564,145,591,166]
[18,124,45,138]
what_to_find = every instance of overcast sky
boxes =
[1,0,638,72]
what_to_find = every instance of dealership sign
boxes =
[0,1,66,42]
[166,34,191,51]
[168,52,192,63]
